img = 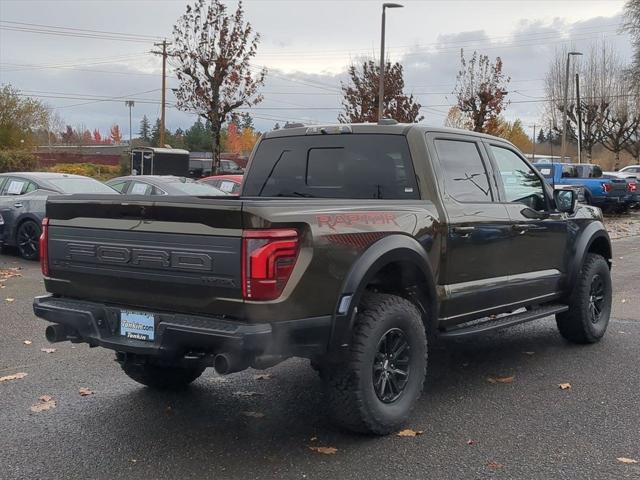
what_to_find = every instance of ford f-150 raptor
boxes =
[34,122,613,435]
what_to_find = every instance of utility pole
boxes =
[560,51,582,162]
[378,3,403,121]
[125,100,135,174]
[532,124,536,161]
[125,100,135,146]
[575,72,583,164]
[153,40,170,147]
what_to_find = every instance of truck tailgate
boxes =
[44,195,243,316]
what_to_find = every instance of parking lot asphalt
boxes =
[1,237,639,480]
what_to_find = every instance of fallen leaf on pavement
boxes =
[558,383,572,390]
[487,375,515,384]
[241,411,265,418]
[0,372,27,382]
[617,457,638,464]
[254,373,272,380]
[23,340,32,345]
[310,437,318,442]
[5,298,15,303]
[487,461,504,471]
[397,429,424,437]
[78,387,94,396]
[621,299,627,303]
[467,439,478,446]
[308,446,337,455]
[30,395,56,412]
[165,406,174,417]
[41,348,56,354]
[0,285,5,289]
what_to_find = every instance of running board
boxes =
[439,304,569,338]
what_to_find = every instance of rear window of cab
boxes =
[242,134,419,199]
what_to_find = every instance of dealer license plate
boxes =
[120,310,155,341]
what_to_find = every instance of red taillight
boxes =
[628,182,637,193]
[602,183,612,193]
[40,217,50,277]
[242,229,299,301]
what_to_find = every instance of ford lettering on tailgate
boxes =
[64,242,213,272]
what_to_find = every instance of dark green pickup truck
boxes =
[34,122,613,435]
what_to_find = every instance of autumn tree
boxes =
[339,60,422,123]
[0,85,51,149]
[544,43,618,162]
[240,126,259,153]
[600,75,639,169]
[110,124,122,144]
[226,122,241,154]
[139,115,151,142]
[444,106,471,129]
[171,0,266,173]
[624,0,640,87]
[495,118,533,152]
[93,129,102,144]
[453,50,510,133]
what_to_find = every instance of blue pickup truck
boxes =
[535,163,628,211]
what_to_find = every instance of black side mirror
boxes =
[554,189,577,214]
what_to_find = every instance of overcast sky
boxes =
[0,0,633,138]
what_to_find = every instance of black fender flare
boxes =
[328,234,438,350]
[567,221,611,292]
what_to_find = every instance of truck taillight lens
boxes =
[629,182,637,193]
[602,183,612,193]
[40,217,50,277]
[242,229,299,301]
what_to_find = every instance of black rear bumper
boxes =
[33,295,331,359]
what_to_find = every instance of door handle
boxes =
[452,226,475,237]
[511,224,531,233]
[13,203,23,208]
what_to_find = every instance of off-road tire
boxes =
[556,253,612,344]
[324,293,427,435]
[120,361,205,391]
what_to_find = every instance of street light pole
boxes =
[575,72,583,164]
[378,3,403,122]
[560,51,582,162]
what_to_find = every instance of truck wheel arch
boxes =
[329,234,438,350]
[568,222,612,293]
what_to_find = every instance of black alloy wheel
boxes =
[588,274,605,324]
[373,328,411,403]
[17,221,40,260]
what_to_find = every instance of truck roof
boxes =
[263,123,511,142]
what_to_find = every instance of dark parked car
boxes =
[35,123,612,435]
[106,175,227,196]
[0,172,117,259]
[198,174,243,195]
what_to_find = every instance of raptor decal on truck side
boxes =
[316,212,398,231]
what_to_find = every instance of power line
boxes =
[0,20,162,40]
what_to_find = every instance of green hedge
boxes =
[0,150,38,173]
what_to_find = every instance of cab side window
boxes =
[490,146,547,211]
[434,139,493,202]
